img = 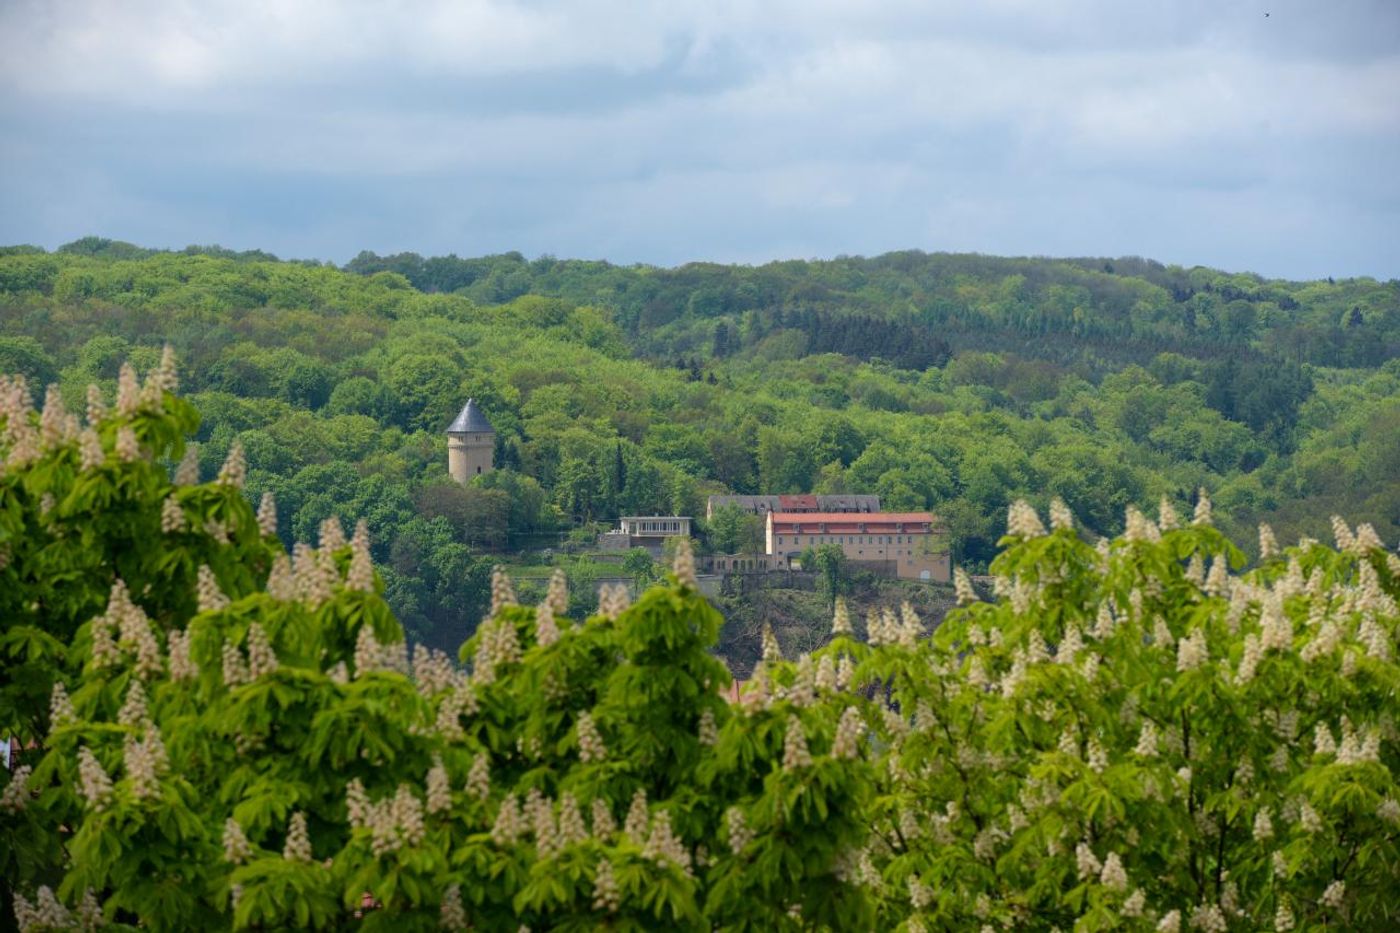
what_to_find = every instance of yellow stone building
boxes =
[766,510,950,582]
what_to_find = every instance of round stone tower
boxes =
[447,398,495,483]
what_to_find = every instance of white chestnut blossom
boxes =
[1124,506,1160,543]
[557,793,587,847]
[623,789,649,843]
[1007,500,1046,538]
[283,811,312,862]
[85,383,107,426]
[591,859,620,912]
[591,797,616,838]
[597,582,630,620]
[216,440,246,488]
[1,766,32,813]
[832,707,867,760]
[196,565,229,613]
[1314,723,1337,757]
[256,493,278,537]
[543,567,569,616]
[1259,523,1279,559]
[1204,556,1229,596]
[223,818,254,864]
[16,886,73,932]
[761,623,782,663]
[1158,495,1180,531]
[246,623,278,679]
[725,806,754,855]
[642,810,691,875]
[1075,842,1101,881]
[954,567,979,606]
[1099,852,1128,890]
[671,537,697,588]
[440,884,469,930]
[319,516,347,551]
[173,444,200,484]
[78,428,105,471]
[698,707,718,746]
[831,596,853,633]
[1377,797,1400,825]
[466,754,491,801]
[1189,903,1227,932]
[76,747,114,810]
[1086,738,1109,774]
[1192,489,1212,526]
[114,426,140,462]
[576,711,607,763]
[49,681,76,728]
[490,795,524,847]
[426,755,452,815]
[489,565,517,618]
[1177,628,1208,672]
[115,363,140,416]
[1253,808,1274,841]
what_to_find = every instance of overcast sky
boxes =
[1,0,1397,279]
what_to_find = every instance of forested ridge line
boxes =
[1,237,1396,651]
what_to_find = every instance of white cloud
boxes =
[0,0,1396,276]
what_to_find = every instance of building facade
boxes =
[447,398,495,483]
[765,511,951,582]
[597,516,694,555]
[702,553,787,573]
[706,493,881,521]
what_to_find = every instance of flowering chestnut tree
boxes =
[848,498,1400,931]
[2,355,1398,931]
[0,356,876,931]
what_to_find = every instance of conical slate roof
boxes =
[447,398,494,434]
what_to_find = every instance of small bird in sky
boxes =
[1264,11,1270,15]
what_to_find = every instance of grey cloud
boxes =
[0,0,1396,278]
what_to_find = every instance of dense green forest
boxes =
[1,237,1397,649]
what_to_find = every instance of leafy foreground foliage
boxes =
[2,365,1400,931]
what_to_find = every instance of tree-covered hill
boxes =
[1,239,1396,649]
[343,248,1399,371]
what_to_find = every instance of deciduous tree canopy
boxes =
[1,242,1397,651]
[2,372,1398,930]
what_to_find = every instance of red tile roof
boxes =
[770,511,934,523]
